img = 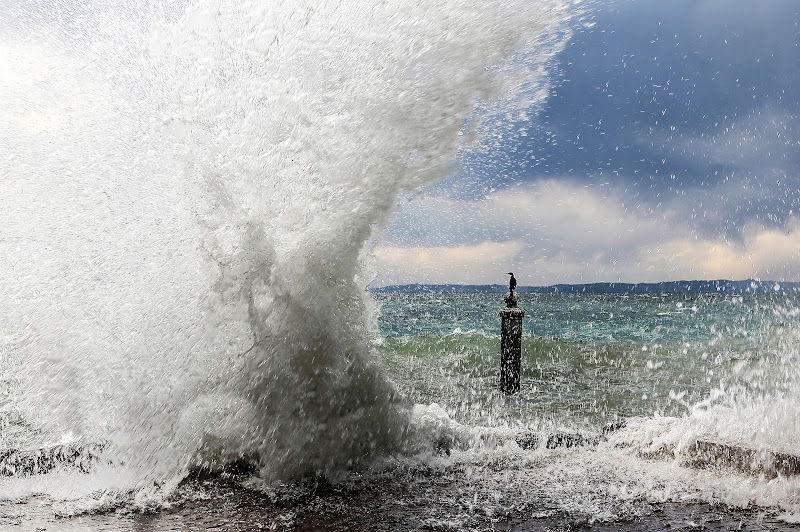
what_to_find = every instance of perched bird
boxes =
[507,272,517,292]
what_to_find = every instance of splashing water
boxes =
[0,0,575,503]
[375,292,800,523]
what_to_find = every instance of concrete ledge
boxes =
[684,438,800,479]
[513,421,800,479]
[4,425,797,481]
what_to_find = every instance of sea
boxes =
[2,290,800,529]
[376,290,800,429]
[2,0,800,529]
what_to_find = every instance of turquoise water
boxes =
[376,292,800,429]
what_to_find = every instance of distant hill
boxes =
[370,280,800,294]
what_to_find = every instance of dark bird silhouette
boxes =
[507,272,516,292]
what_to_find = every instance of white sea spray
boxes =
[0,0,574,503]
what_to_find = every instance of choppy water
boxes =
[377,292,800,428]
[370,291,800,524]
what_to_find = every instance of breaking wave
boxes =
[0,0,575,503]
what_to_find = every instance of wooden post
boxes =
[499,290,524,394]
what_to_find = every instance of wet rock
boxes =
[514,421,625,450]
[685,439,800,479]
[602,419,627,434]
[0,441,106,476]
[545,432,600,449]
[514,433,540,450]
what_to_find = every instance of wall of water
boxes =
[0,0,574,495]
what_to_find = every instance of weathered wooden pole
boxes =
[499,289,524,394]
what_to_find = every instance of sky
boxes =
[2,0,799,289]
[372,0,800,286]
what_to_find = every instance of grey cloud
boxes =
[431,0,800,243]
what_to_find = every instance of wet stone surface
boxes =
[2,472,800,531]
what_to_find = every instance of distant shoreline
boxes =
[370,279,800,294]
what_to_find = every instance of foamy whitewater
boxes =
[1,0,571,505]
[2,0,800,527]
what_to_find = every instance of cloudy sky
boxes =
[373,0,800,286]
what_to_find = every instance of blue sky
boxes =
[373,0,800,286]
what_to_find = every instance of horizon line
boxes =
[369,279,800,293]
